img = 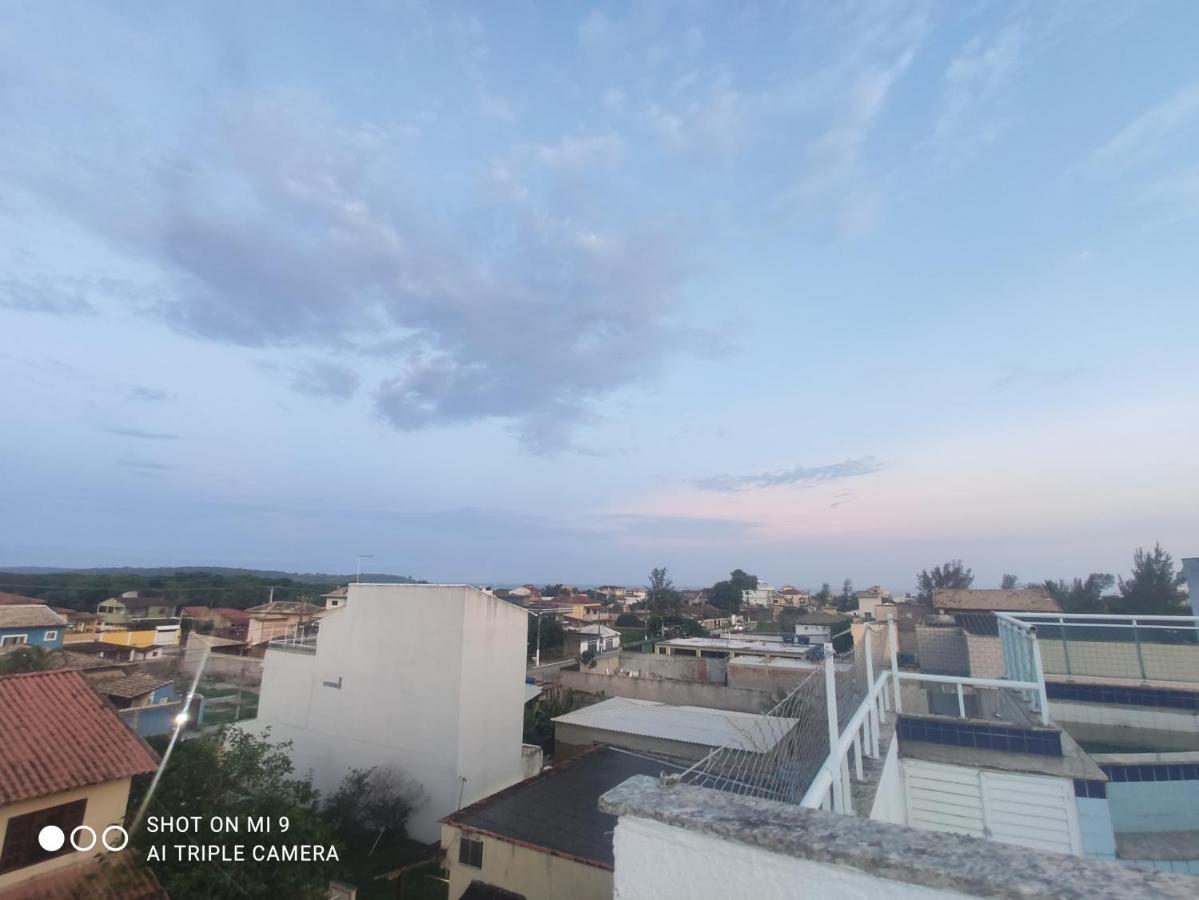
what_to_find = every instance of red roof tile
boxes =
[2,854,165,900]
[0,670,159,805]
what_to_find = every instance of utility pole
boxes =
[534,612,543,668]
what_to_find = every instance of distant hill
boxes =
[0,566,423,612]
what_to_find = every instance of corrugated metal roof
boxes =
[553,697,798,752]
[0,670,159,805]
[0,604,68,629]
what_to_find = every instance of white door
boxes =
[903,761,1082,855]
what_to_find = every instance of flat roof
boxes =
[659,637,818,657]
[443,746,686,869]
[553,697,798,752]
[728,654,820,670]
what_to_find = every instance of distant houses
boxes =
[0,605,67,651]
[96,591,178,624]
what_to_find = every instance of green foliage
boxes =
[646,614,707,638]
[527,614,564,659]
[647,567,682,613]
[814,583,832,606]
[323,766,424,879]
[836,579,855,612]
[130,728,338,899]
[0,645,64,675]
[916,560,974,602]
[708,568,758,613]
[1114,544,1188,615]
[541,584,564,598]
[615,612,642,627]
[523,689,601,753]
[1001,574,1019,589]
[1043,574,1115,613]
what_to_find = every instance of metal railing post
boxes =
[888,618,902,713]
[1030,628,1050,725]
[823,644,843,812]
[956,682,966,718]
[1132,618,1146,680]
[1059,615,1072,676]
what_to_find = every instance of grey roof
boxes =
[246,601,323,617]
[954,613,999,636]
[442,746,685,868]
[93,674,173,699]
[794,611,847,626]
[0,605,68,629]
[105,595,174,610]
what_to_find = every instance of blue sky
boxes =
[1,1,1196,590]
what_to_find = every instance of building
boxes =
[655,636,822,663]
[0,605,67,651]
[742,583,778,608]
[931,586,1060,614]
[247,583,529,842]
[96,619,181,651]
[552,696,798,763]
[792,610,850,644]
[92,674,175,710]
[855,585,891,619]
[678,603,732,631]
[0,592,44,606]
[565,623,621,657]
[440,746,686,900]
[95,592,178,624]
[245,600,323,647]
[181,606,251,639]
[321,586,348,610]
[0,670,160,896]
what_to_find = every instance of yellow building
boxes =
[0,669,161,897]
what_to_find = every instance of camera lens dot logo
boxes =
[37,825,66,852]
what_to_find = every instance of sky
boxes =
[1,1,1197,590]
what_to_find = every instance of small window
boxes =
[43,631,58,642]
[0,634,28,647]
[0,799,87,874]
[458,835,483,868]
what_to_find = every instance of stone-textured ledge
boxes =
[599,776,1198,899]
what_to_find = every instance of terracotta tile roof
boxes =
[212,607,251,623]
[93,674,173,700]
[932,587,1060,613]
[0,591,44,605]
[0,604,68,629]
[0,669,159,805]
[180,605,210,617]
[246,600,322,617]
[2,854,165,900]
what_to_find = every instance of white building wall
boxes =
[248,584,526,842]
[611,816,973,900]
[868,736,905,825]
[1076,797,1117,860]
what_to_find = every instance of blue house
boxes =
[0,604,67,650]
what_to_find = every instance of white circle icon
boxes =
[102,825,129,852]
[37,825,65,852]
[70,826,97,852]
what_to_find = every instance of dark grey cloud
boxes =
[290,360,360,400]
[105,426,180,440]
[118,457,175,472]
[694,456,882,492]
[17,93,687,450]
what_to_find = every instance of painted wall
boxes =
[590,653,726,684]
[0,625,63,649]
[1049,700,1199,752]
[0,778,132,893]
[726,661,818,693]
[554,723,712,763]
[1106,781,1199,833]
[1075,797,1116,860]
[610,815,973,900]
[1037,639,1199,683]
[915,626,968,675]
[440,824,611,900]
[248,584,527,842]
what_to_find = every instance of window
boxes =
[458,835,483,868]
[43,631,58,642]
[0,634,28,647]
[0,799,87,874]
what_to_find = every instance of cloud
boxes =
[1138,165,1199,219]
[991,366,1093,389]
[118,457,175,472]
[932,25,1024,163]
[1089,82,1199,174]
[534,133,625,172]
[693,456,883,492]
[290,360,360,400]
[1,275,93,314]
[127,386,174,403]
[105,426,180,440]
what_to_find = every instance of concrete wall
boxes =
[441,824,611,900]
[726,661,817,693]
[555,669,773,713]
[180,646,263,685]
[591,652,726,684]
[1048,700,1199,752]
[247,584,527,843]
[611,815,973,900]
[1076,797,1117,860]
[0,778,132,893]
[963,634,1004,679]
[1106,781,1199,833]
[1037,639,1199,683]
[915,626,968,675]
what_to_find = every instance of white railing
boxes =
[267,618,320,653]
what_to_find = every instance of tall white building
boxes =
[246,583,529,841]
[742,583,777,608]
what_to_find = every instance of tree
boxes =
[615,612,642,627]
[837,579,856,612]
[708,569,759,613]
[1001,574,1019,589]
[647,567,681,613]
[646,614,707,639]
[1044,574,1115,614]
[814,583,832,607]
[130,728,337,899]
[916,560,974,602]
[0,645,64,675]
[322,766,424,875]
[1113,544,1188,615]
[527,614,564,660]
[541,584,564,598]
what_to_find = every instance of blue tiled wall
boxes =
[1047,681,1199,712]
[898,715,1063,756]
